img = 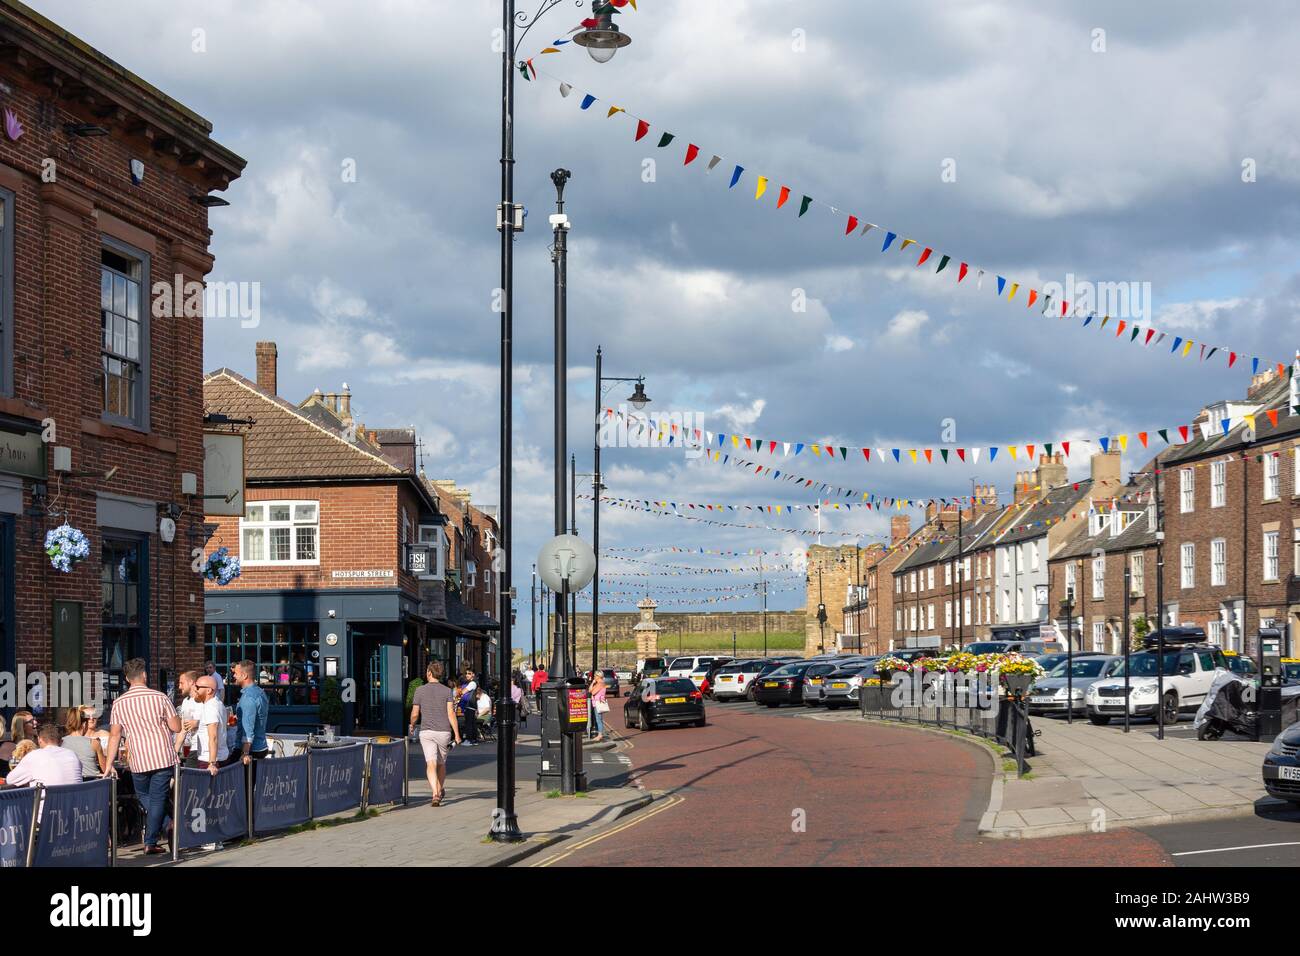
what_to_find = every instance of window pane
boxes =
[269,504,290,522]
[113,274,127,315]
[125,279,139,320]
[295,526,316,561]
[245,504,264,521]
[270,527,290,560]
[293,503,317,522]
[101,271,112,311]
[126,319,139,360]
[242,527,264,561]
[113,315,126,356]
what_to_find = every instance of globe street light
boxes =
[572,4,632,62]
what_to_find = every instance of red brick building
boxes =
[1158,365,1300,654]
[203,343,496,733]
[0,1,242,705]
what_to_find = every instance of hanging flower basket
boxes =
[202,546,242,586]
[44,523,90,573]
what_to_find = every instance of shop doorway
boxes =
[349,626,389,732]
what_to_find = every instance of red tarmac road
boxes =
[547,704,1173,866]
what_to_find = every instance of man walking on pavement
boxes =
[409,662,460,807]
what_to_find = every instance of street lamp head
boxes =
[573,12,630,62]
[628,379,650,410]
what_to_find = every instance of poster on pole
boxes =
[367,741,406,807]
[0,788,37,868]
[311,744,366,817]
[176,764,248,850]
[253,753,310,832]
[31,780,111,867]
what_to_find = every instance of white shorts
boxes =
[419,730,452,765]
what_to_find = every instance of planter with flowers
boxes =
[45,523,90,573]
[202,547,242,586]
[998,654,1046,698]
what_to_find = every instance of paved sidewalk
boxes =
[984,718,1286,838]
[122,730,651,867]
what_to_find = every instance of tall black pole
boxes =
[490,0,523,843]
[1154,460,1165,740]
[1123,562,1131,733]
[530,564,537,669]
[570,452,579,670]
[593,347,602,678]
[1065,574,1073,725]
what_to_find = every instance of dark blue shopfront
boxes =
[204,588,427,736]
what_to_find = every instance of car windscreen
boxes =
[668,658,695,670]
[718,662,756,674]
[1048,659,1110,679]
[654,679,697,694]
[965,643,1008,654]
[1115,652,1184,677]
[766,663,811,677]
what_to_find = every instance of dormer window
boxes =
[1089,511,1110,537]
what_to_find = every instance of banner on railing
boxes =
[31,779,111,867]
[176,764,248,850]
[311,744,365,817]
[0,788,37,868]
[253,753,310,832]
[367,741,406,807]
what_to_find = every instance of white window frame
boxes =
[927,604,935,631]
[1294,526,1300,579]
[944,563,952,587]
[1211,538,1227,587]
[1180,468,1194,513]
[1180,542,1195,589]
[240,500,320,567]
[1092,555,1105,600]
[1092,622,1106,653]
[963,596,971,627]
[416,524,448,581]
[944,601,952,628]
[927,567,935,591]
[1130,552,1144,595]
[1064,563,1077,601]
[1210,460,1226,508]
[1263,530,1280,582]
[1264,453,1280,501]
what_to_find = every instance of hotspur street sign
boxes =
[537,534,596,592]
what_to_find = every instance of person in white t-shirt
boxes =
[204,661,225,702]
[193,676,231,774]
[5,724,82,793]
[176,670,204,766]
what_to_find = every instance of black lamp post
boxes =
[498,0,630,829]
[592,347,649,679]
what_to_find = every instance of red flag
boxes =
[684,143,699,165]
[1145,328,1156,345]
[1027,290,1037,308]
[1266,408,1280,428]
[1138,432,1148,448]
[958,262,968,282]
[826,445,835,458]
[956,448,966,462]
[845,215,858,235]
[744,437,752,449]
[769,440,777,454]
[862,448,870,461]
[635,119,649,141]
[917,247,932,266]
[1061,441,1070,458]
[923,449,932,463]
[1116,320,1126,336]
[1061,301,1069,316]
[1228,351,1237,368]
[581,17,599,27]
[1178,425,1189,443]
[776,186,790,208]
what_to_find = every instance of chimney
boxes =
[1246,367,1277,401]
[890,515,911,545]
[255,341,278,395]
[324,392,338,414]
[1036,451,1068,493]
[339,383,352,425]
[924,500,939,523]
[1090,449,1122,492]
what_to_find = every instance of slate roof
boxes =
[444,592,500,631]
[895,509,1003,573]
[1054,475,1158,561]
[993,479,1095,547]
[204,368,403,481]
[1165,370,1300,464]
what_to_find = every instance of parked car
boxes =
[636,657,669,681]
[623,677,705,730]
[615,668,634,684]
[1285,658,1300,683]
[1028,656,1123,716]
[736,658,801,701]
[667,656,719,680]
[885,647,941,664]
[752,661,818,707]
[802,660,871,706]
[691,656,734,690]
[711,659,762,701]
[1085,643,1229,724]
[599,668,621,698]
[1263,722,1300,805]
[964,640,1060,656]
[1222,651,1259,680]
[1032,651,1108,674]
[820,661,879,709]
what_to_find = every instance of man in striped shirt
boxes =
[105,658,181,855]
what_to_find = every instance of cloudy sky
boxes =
[37,1,1300,643]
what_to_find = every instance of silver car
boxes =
[819,661,879,709]
[1028,655,1124,716]
[801,660,870,705]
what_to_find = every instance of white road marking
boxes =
[590,754,604,763]
[1171,842,1300,857]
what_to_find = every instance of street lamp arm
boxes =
[514,0,585,57]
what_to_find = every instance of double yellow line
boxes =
[530,793,685,867]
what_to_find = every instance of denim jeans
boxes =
[132,766,173,848]
[591,705,606,737]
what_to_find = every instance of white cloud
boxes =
[824,333,854,352]
[885,309,930,341]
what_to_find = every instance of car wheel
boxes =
[1161,693,1179,724]
[694,718,706,728]
[1088,714,1110,726]
[638,710,651,732]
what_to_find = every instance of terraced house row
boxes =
[816,358,1300,658]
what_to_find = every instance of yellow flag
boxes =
[812,444,821,456]
[755,176,768,200]
[908,449,917,463]
[607,105,625,118]
[1118,434,1128,451]
[731,435,739,448]
[1008,446,1018,460]
[1244,414,1256,431]
[1183,340,1194,357]
[1008,283,1019,300]
[900,238,916,250]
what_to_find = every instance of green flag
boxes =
[798,196,812,217]
[657,132,675,148]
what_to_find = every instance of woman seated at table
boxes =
[0,710,36,778]
[61,706,107,779]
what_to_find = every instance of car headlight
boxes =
[1070,688,1084,698]
[1135,684,1157,697]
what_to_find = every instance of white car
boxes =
[615,669,633,684]
[667,656,718,682]
[711,660,768,700]
[1085,643,1230,725]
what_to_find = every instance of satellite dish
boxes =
[537,534,596,592]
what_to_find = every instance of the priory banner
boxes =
[177,763,248,850]
[253,753,311,832]
[366,741,406,807]
[532,67,1296,376]
[31,779,111,868]
[0,788,36,868]
[312,744,366,817]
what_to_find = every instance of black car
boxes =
[599,668,621,697]
[1263,721,1300,805]
[751,661,817,707]
[744,658,801,700]
[624,677,706,731]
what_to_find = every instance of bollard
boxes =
[171,763,181,864]
[246,757,256,840]
[361,741,372,814]
[403,736,410,807]
[306,745,314,821]
[110,776,118,868]
[25,784,41,868]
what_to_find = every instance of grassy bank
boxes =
[585,631,805,654]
